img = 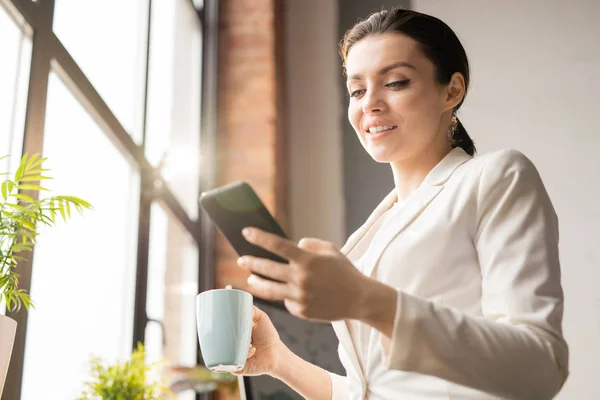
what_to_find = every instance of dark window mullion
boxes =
[131,173,153,349]
[197,1,219,400]
[132,0,154,351]
[139,0,152,150]
[3,1,55,399]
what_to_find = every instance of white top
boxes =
[328,148,569,400]
[347,201,402,373]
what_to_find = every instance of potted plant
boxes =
[0,153,91,395]
[78,342,174,400]
[166,364,238,395]
[78,342,240,399]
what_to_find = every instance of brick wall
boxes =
[215,0,286,306]
[214,0,286,398]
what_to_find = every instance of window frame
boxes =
[0,0,219,398]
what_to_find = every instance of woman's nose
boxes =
[361,90,386,113]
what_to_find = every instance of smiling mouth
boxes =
[367,125,397,134]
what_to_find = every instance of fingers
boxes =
[284,298,304,318]
[238,256,290,282]
[248,345,256,359]
[242,228,307,262]
[297,237,336,253]
[232,345,256,376]
[247,274,291,301]
[252,306,262,324]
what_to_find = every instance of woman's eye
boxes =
[386,79,411,88]
[350,89,366,98]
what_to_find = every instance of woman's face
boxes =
[345,33,458,164]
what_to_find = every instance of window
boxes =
[22,73,140,398]
[0,1,32,315]
[0,2,31,178]
[53,0,149,142]
[146,0,202,219]
[146,203,198,400]
[0,0,214,398]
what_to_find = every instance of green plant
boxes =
[167,365,238,394]
[0,153,91,311]
[79,343,174,400]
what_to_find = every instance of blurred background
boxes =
[0,0,598,399]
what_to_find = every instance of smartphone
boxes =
[199,182,289,280]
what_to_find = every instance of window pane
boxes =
[53,0,149,142]
[21,73,140,399]
[0,3,32,315]
[146,0,201,219]
[146,202,198,400]
[0,3,31,173]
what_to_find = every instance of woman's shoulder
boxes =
[463,148,539,179]
[456,148,549,203]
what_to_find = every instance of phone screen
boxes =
[200,181,289,267]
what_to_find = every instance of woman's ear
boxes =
[445,72,466,111]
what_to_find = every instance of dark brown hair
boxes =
[340,8,476,156]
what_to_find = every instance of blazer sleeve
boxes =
[379,150,569,399]
[329,372,350,400]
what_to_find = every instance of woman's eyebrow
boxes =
[347,61,416,81]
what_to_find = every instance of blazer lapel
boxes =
[360,148,472,278]
[340,189,397,257]
[361,184,443,278]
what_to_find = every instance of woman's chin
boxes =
[367,149,398,164]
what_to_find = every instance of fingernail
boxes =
[237,257,247,267]
[248,275,258,285]
[242,228,252,238]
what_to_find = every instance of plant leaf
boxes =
[19,176,53,182]
[55,195,93,210]
[12,193,35,203]
[16,184,48,191]
[25,153,39,172]
[59,201,66,221]
[11,243,31,253]
[22,168,50,176]
[28,157,47,171]
[21,221,36,231]
[1,180,8,200]
[14,154,26,183]
[50,199,56,223]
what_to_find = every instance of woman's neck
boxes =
[390,145,452,202]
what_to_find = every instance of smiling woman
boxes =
[342,28,474,204]
[233,7,569,400]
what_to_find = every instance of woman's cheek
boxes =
[389,89,421,112]
[348,104,362,136]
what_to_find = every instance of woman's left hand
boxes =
[237,227,370,322]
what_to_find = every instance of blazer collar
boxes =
[341,147,472,257]
[424,147,472,186]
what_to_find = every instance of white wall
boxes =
[285,0,346,246]
[413,1,600,398]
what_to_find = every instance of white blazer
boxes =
[328,148,569,400]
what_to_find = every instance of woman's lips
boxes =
[366,126,397,140]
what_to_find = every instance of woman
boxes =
[234,8,569,400]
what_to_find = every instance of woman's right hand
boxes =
[234,306,287,376]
